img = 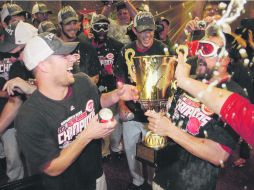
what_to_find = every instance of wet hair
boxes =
[116,2,127,12]
[205,23,220,37]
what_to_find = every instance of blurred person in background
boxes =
[1,3,30,28]
[0,20,37,182]
[102,0,137,44]
[31,2,52,28]
[89,14,124,160]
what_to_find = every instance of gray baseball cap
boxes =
[32,3,52,15]
[1,3,30,24]
[91,14,110,25]
[58,6,78,25]
[23,32,78,70]
[38,21,56,34]
[133,11,155,32]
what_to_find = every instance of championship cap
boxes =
[38,21,56,34]
[32,3,52,15]
[23,32,78,70]
[1,3,29,24]
[58,5,78,25]
[133,11,155,32]
[91,14,110,25]
[0,21,38,52]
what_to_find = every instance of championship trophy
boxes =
[125,46,188,167]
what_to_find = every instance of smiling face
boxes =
[61,20,80,41]
[47,54,76,86]
[134,28,154,50]
[117,8,131,25]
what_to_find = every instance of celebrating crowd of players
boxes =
[0,1,253,190]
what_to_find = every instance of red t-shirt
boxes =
[220,93,254,146]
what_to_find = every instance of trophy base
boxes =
[136,141,178,168]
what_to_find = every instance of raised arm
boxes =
[175,52,254,146]
[175,52,232,115]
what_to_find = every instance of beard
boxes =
[195,58,213,81]
[92,31,107,43]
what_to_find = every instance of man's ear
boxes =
[220,56,230,67]
[37,60,50,73]
[132,27,138,35]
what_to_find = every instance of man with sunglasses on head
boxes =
[145,23,246,190]
[89,14,124,160]
[115,11,169,190]
[58,6,101,84]
[0,20,37,182]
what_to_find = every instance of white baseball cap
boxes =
[23,32,78,71]
[0,20,38,52]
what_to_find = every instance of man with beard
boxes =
[144,24,246,190]
[58,6,101,84]
[89,14,124,159]
[14,32,139,190]
[115,11,169,190]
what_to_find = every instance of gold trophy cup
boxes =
[125,51,177,166]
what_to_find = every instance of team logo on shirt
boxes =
[98,53,114,75]
[106,53,114,59]
[0,58,17,80]
[86,100,94,112]
[173,94,214,135]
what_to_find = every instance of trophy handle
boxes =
[176,45,188,62]
[125,48,136,83]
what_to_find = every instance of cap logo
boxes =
[44,33,54,41]
[5,28,14,36]
[136,13,153,20]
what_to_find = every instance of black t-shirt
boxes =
[154,80,245,190]
[114,39,168,122]
[15,74,102,190]
[0,52,32,129]
[90,37,124,92]
[75,41,102,77]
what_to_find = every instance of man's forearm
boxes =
[0,96,23,134]
[43,130,92,176]
[166,122,229,166]
[177,77,232,115]
[100,89,119,108]
[125,0,137,18]
[101,3,112,17]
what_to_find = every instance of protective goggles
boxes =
[197,40,222,58]
[91,22,109,33]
